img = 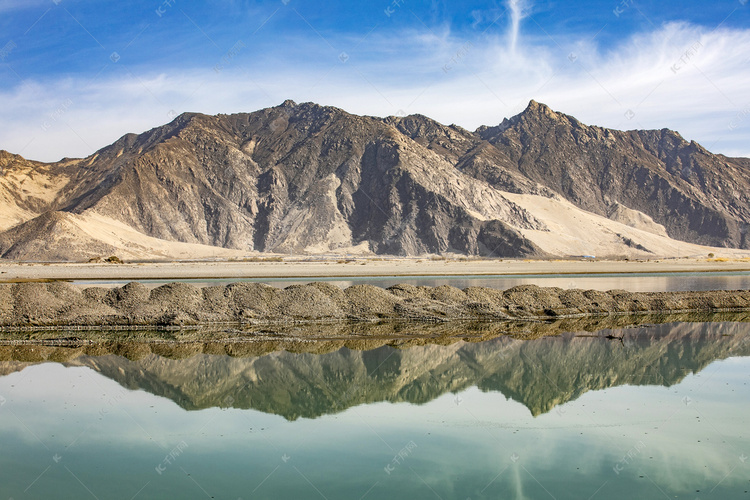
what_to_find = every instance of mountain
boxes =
[1,100,749,260]
[2,322,747,418]
[475,101,750,247]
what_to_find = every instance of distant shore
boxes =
[1,257,750,282]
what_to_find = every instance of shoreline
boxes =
[2,257,750,282]
[1,313,749,354]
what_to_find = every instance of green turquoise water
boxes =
[1,322,749,499]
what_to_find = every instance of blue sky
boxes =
[1,0,749,161]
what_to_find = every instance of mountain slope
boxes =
[474,101,750,248]
[0,100,748,261]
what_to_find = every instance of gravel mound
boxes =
[227,283,281,318]
[344,285,400,318]
[276,285,345,319]
[0,282,749,328]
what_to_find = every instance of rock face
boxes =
[1,282,749,327]
[0,100,749,260]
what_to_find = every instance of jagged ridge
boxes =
[0,100,748,260]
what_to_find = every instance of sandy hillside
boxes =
[3,188,747,263]
[502,192,749,259]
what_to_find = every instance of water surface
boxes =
[1,322,749,499]
[75,271,750,292]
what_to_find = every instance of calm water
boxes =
[75,271,750,292]
[1,322,749,499]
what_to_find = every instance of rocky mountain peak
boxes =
[524,99,547,113]
[517,99,578,126]
[474,100,574,143]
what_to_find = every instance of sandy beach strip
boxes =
[1,257,749,282]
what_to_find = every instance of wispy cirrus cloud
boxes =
[1,4,749,162]
[507,0,531,54]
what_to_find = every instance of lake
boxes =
[1,321,749,499]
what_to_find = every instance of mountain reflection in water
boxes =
[1,321,749,500]
[3,321,748,419]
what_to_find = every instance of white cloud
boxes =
[507,0,531,54]
[1,21,750,162]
